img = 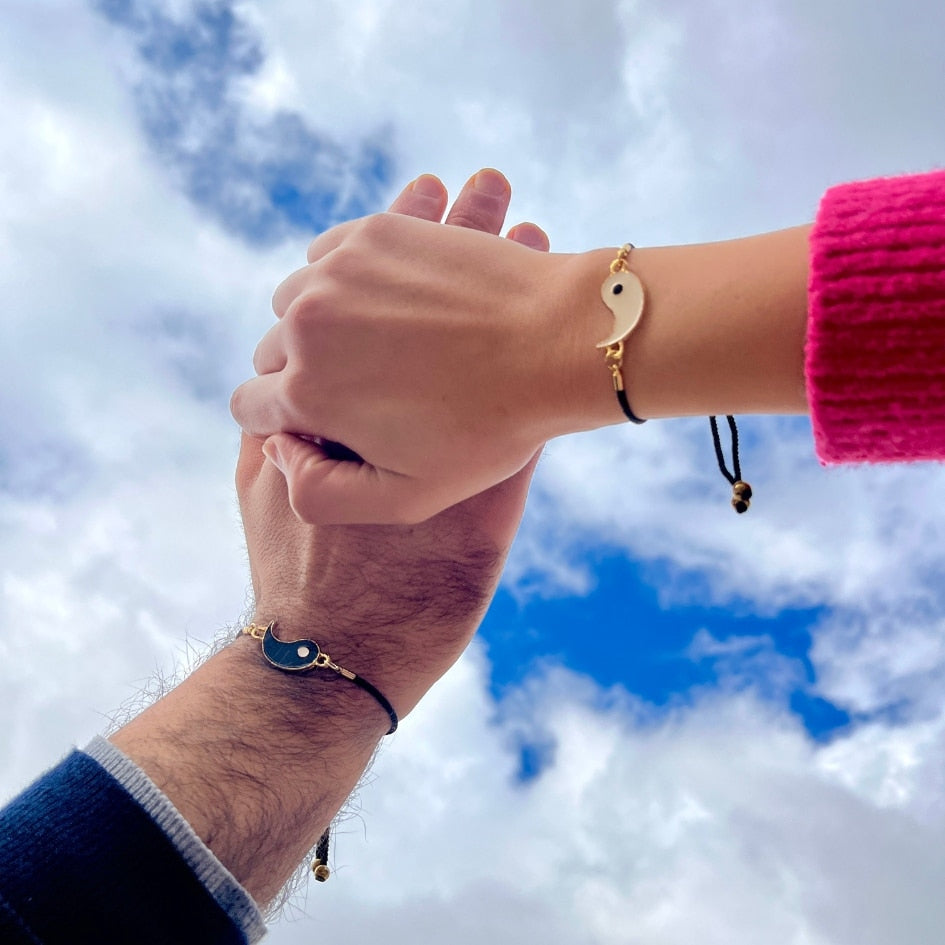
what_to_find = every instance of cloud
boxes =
[811,606,945,719]
[0,0,283,792]
[261,651,945,945]
[91,0,394,243]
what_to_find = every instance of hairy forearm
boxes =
[110,506,509,906]
[111,635,387,905]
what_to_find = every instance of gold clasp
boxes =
[243,623,267,641]
[609,242,633,274]
[314,651,351,677]
[603,341,625,391]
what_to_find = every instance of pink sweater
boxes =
[806,169,945,463]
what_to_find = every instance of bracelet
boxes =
[242,622,398,733]
[241,620,399,882]
[598,245,752,513]
[596,244,647,424]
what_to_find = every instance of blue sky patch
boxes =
[483,552,848,779]
[92,0,394,243]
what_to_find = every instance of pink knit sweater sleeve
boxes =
[806,169,945,463]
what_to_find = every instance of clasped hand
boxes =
[230,169,594,525]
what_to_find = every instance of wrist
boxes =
[240,621,398,734]
[249,600,486,721]
[552,230,811,429]
[615,231,811,420]
[112,638,385,903]
[542,248,634,437]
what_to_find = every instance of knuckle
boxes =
[283,288,325,331]
[316,245,359,286]
[448,208,493,233]
[287,489,321,524]
[361,211,396,240]
[306,220,349,263]
[279,370,310,414]
[228,385,245,422]
[251,342,267,375]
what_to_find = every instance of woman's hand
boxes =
[230,169,609,525]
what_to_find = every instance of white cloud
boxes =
[261,651,945,945]
[811,607,945,718]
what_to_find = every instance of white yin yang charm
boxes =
[596,270,645,348]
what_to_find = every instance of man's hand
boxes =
[112,174,549,906]
[237,170,550,717]
[229,168,570,526]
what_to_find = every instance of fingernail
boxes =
[262,439,285,473]
[474,168,509,197]
[411,174,443,198]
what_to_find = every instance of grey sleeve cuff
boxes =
[82,736,268,944]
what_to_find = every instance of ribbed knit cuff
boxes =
[806,169,945,464]
[84,737,267,944]
[0,750,252,945]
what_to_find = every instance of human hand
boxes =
[236,172,549,717]
[230,169,603,525]
[102,180,548,906]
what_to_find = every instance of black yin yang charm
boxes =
[261,622,321,672]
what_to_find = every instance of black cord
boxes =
[709,415,740,483]
[709,415,752,513]
[616,389,647,424]
[313,829,331,882]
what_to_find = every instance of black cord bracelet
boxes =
[241,621,399,881]
[597,245,752,512]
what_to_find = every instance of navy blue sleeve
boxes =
[0,751,249,945]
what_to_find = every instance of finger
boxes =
[305,217,355,265]
[262,434,438,525]
[271,262,316,318]
[442,167,512,235]
[387,173,449,221]
[506,222,550,252]
[252,320,287,375]
[230,373,291,438]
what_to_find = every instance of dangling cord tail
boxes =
[241,621,399,883]
[709,415,752,513]
[312,830,331,882]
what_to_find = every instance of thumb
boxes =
[261,433,431,525]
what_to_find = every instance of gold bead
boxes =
[731,480,752,513]
[312,860,331,882]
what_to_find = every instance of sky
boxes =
[3,0,945,942]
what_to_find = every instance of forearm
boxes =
[110,634,389,906]
[110,514,509,907]
[551,225,812,434]
[628,225,811,419]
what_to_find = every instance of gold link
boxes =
[609,242,633,274]
[603,340,625,391]
[315,651,349,676]
[242,624,267,641]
